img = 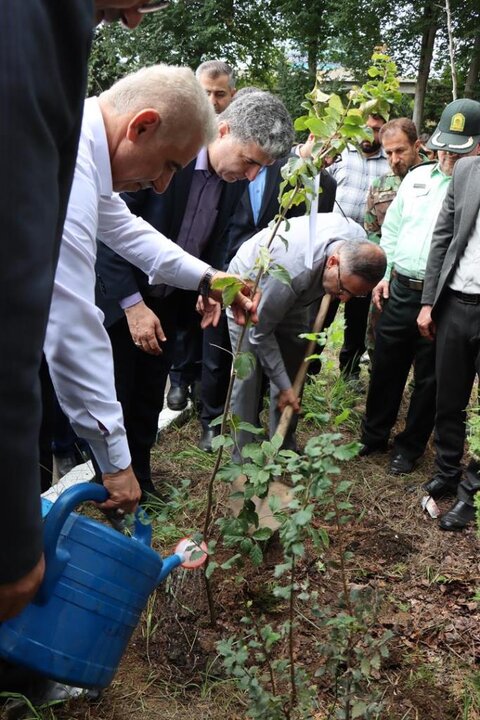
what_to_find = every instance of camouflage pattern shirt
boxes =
[364,172,401,244]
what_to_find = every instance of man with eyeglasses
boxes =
[227,214,386,459]
[0,0,169,625]
[358,100,480,477]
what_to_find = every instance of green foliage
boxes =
[211,275,246,308]
[233,351,257,380]
[88,1,281,95]
[204,53,398,718]
[277,51,402,218]
[216,432,391,719]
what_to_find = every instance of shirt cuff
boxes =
[119,292,143,310]
[88,430,132,474]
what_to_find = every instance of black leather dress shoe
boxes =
[358,442,388,457]
[198,427,220,453]
[423,476,457,499]
[439,500,475,531]
[389,453,415,475]
[166,385,189,411]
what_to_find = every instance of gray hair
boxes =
[232,86,263,102]
[196,60,236,89]
[218,91,294,160]
[100,64,217,146]
[339,241,386,285]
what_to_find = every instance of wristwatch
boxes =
[198,266,217,301]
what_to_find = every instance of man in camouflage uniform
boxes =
[364,118,423,356]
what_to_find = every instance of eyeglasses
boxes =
[336,262,368,298]
[103,1,169,23]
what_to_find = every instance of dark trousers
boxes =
[434,292,480,499]
[107,293,181,484]
[200,312,232,430]
[339,294,371,377]
[361,278,436,459]
[169,299,202,389]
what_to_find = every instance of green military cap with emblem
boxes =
[427,98,480,154]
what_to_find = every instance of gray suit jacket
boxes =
[422,156,480,313]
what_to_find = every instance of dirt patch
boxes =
[12,375,480,720]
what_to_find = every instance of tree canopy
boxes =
[88,0,480,131]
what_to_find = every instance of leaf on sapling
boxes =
[237,421,265,435]
[249,543,263,566]
[220,554,242,570]
[211,276,241,292]
[352,701,368,718]
[252,527,273,541]
[234,351,256,380]
[268,264,291,286]
[211,434,234,452]
[223,279,246,308]
[255,245,271,272]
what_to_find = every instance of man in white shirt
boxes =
[228,215,386,457]
[44,64,259,519]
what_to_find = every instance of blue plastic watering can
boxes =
[0,483,186,689]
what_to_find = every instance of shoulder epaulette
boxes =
[407,160,436,174]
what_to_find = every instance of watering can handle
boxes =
[38,482,151,604]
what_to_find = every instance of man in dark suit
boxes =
[418,146,480,530]
[0,0,93,624]
[95,91,294,496]
[0,0,171,670]
[166,60,238,410]
[199,160,337,450]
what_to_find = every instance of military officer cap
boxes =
[427,98,480,154]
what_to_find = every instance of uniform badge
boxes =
[450,113,465,132]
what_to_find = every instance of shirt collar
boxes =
[83,97,113,195]
[195,146,210,172]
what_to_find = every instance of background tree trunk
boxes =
[412,1,439,130]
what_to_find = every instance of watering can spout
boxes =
[156,553,184,583]
[156,536,208,583]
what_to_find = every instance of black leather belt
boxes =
[394,272,424,291]
[450,289,480,304]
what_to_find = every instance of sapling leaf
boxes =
[234,351,256,380]
[220,553,242,570]
[268,264,291,286]
[237,421,265,435]
[256,245,271,272]
[249,543,263,566]
[205,560,218,579]
[223,279,245,307]
[211,434,234,452]
[252,527,273,541]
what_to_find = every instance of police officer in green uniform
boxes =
[359,101,480,476]
[363,118,424,357]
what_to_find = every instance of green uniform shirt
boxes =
[380,162,452,279]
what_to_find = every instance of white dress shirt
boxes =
[228,214,366,390]
[44,98,209,473]
[449,208,480,293]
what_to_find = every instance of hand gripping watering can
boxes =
[0,483,206,689]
